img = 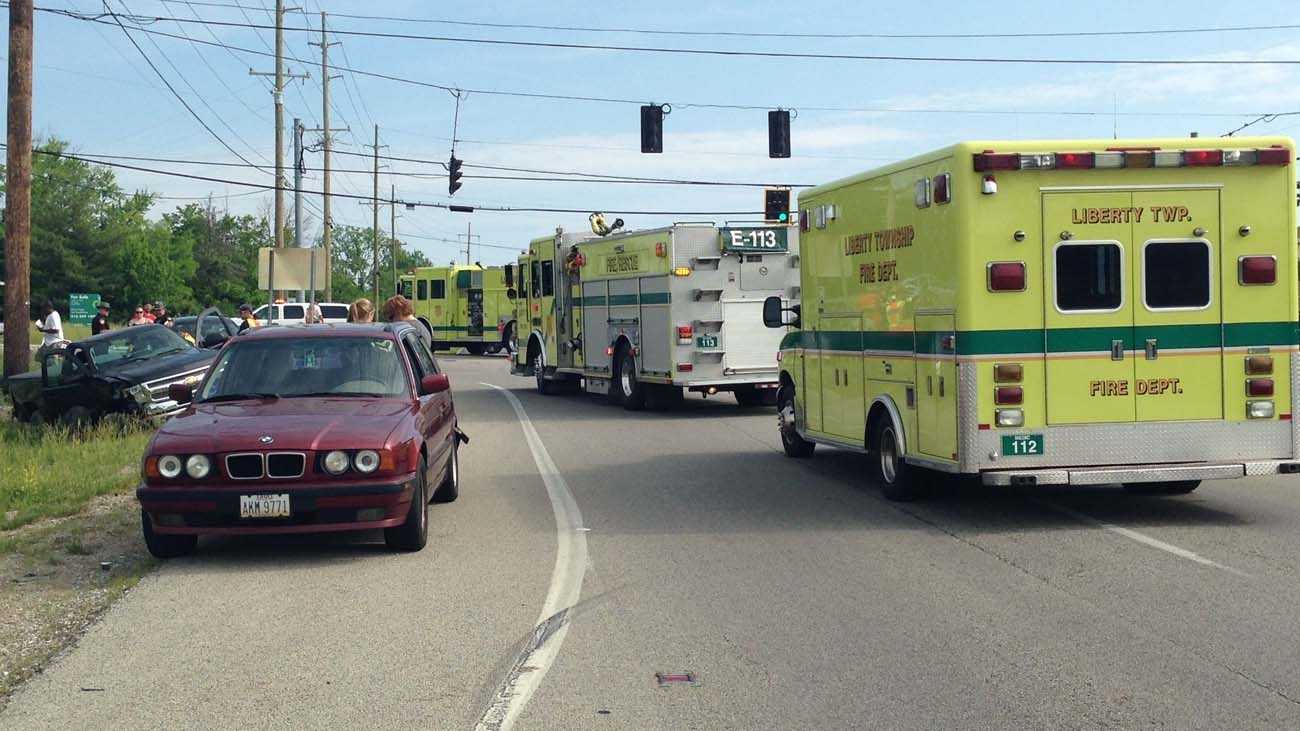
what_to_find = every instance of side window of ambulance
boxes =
[531,261,541,297]
[1144,241,1210,309]
[541,261,554,297]
[417,280,428,301]
[431,280,446,300]
[1056,243,1122,311]
[519,267,528,298]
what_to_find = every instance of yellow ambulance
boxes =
[765,136,1297,500]
[400,264,512,354]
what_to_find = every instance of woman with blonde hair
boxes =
[347,298,374,323]
[382,294,433,352]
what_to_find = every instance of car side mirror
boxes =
[419,373,450,395]
[762,296,800,329]
[168,383,193,405]
[506,288,517,301]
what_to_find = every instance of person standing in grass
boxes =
[91,302,111,335]
[34,300,65,360]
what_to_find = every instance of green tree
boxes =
[324,226,430,304]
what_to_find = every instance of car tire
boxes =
[385,457,429,552]
[1122,480,1201,495]
[12,402,32,423]
[431,442,459,503]
[59,405,95,429]
[141,510,197,559]
[615,348,646,411]
[870,419,921,501]
[777,386,816,458]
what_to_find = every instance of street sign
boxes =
[720,227,788,253]
[69,293,100,324]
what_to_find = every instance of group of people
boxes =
[125,302,171,328]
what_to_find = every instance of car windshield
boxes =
[86,326,192,368]
[198,336,408,400]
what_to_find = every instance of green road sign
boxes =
[69,293,100,324]
[719,227,789,253]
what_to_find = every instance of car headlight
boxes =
[353,450,380,474]
[158,455,183,479]
[185,454,211,479]
[323,450,350,475]
[126,383,152,405]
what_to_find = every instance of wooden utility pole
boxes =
[372,124,380,305]
[390,185,398,296]
[308,11,345,301]
[3,0,32,379]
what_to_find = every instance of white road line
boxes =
[1037,500,1251,578]
[476,384,589,731]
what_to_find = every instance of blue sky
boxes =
[17,0,1300,266]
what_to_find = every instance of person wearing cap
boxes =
[128,306,151,326]
[91,302,111,335]
[237,304,260,334]
[153,303,172,327]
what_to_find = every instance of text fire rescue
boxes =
[846,225,914,284]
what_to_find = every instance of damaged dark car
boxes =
[4,324,217,425]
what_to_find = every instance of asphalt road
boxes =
[7,356,1300,729]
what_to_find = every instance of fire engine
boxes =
[508,223,799,408]
[765,136,1298,499]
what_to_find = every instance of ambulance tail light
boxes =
[972,153,1018,172]
[1248,401,1275,419]
[1239,256,1276,285]
[1247,378,1275,397]
[995,386,1023,405]
[994,363,1023,383]
[987,262,1026,292]
[1056,152,1094,169]
[677,324,693,345]
[995,409,1024,428]
[676,362,694,372]
[1245,355,1274,375]
[1184,150,1223,167]
[1256,147,1292,165]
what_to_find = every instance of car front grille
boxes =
[143,366,210,404]
[225,453,264,479]
[266,453,305,479]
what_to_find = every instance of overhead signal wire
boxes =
[155,1,1300,41]
[72,9,1300,66]
[37,7,1287,122]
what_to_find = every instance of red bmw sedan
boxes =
[136,322,464,557]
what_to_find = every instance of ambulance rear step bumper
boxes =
[981,460,1300,487]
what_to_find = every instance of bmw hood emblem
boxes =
[259,435,274,444]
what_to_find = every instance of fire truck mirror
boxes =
[763,296,796,328]
[506,288,518,301]
[504,264,514,287]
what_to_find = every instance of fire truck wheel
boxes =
[777,386,815,458]
[1122,480,1201,495]
[616,348,646,411]
[534,353,558,395]
[871,419,920,501]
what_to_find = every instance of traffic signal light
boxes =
[768,110,790,158]
[640,104,663,153]
[764,188,790,223]
[448,155,463,196]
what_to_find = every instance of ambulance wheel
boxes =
[1123,480,1201,495]
[466,344,486,356]
[871,419,920,501]
[777,386,815,458]
[615,348,646,411]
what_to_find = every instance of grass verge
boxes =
[0,494,156,708]
[0,418,152,531]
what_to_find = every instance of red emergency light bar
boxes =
[973,147,1291,172]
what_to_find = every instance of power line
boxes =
[15,145,768,215]
[156,1,1300,41]
[59,8,1300,66]
[102,1,272,173]
[41,8,1287,120]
